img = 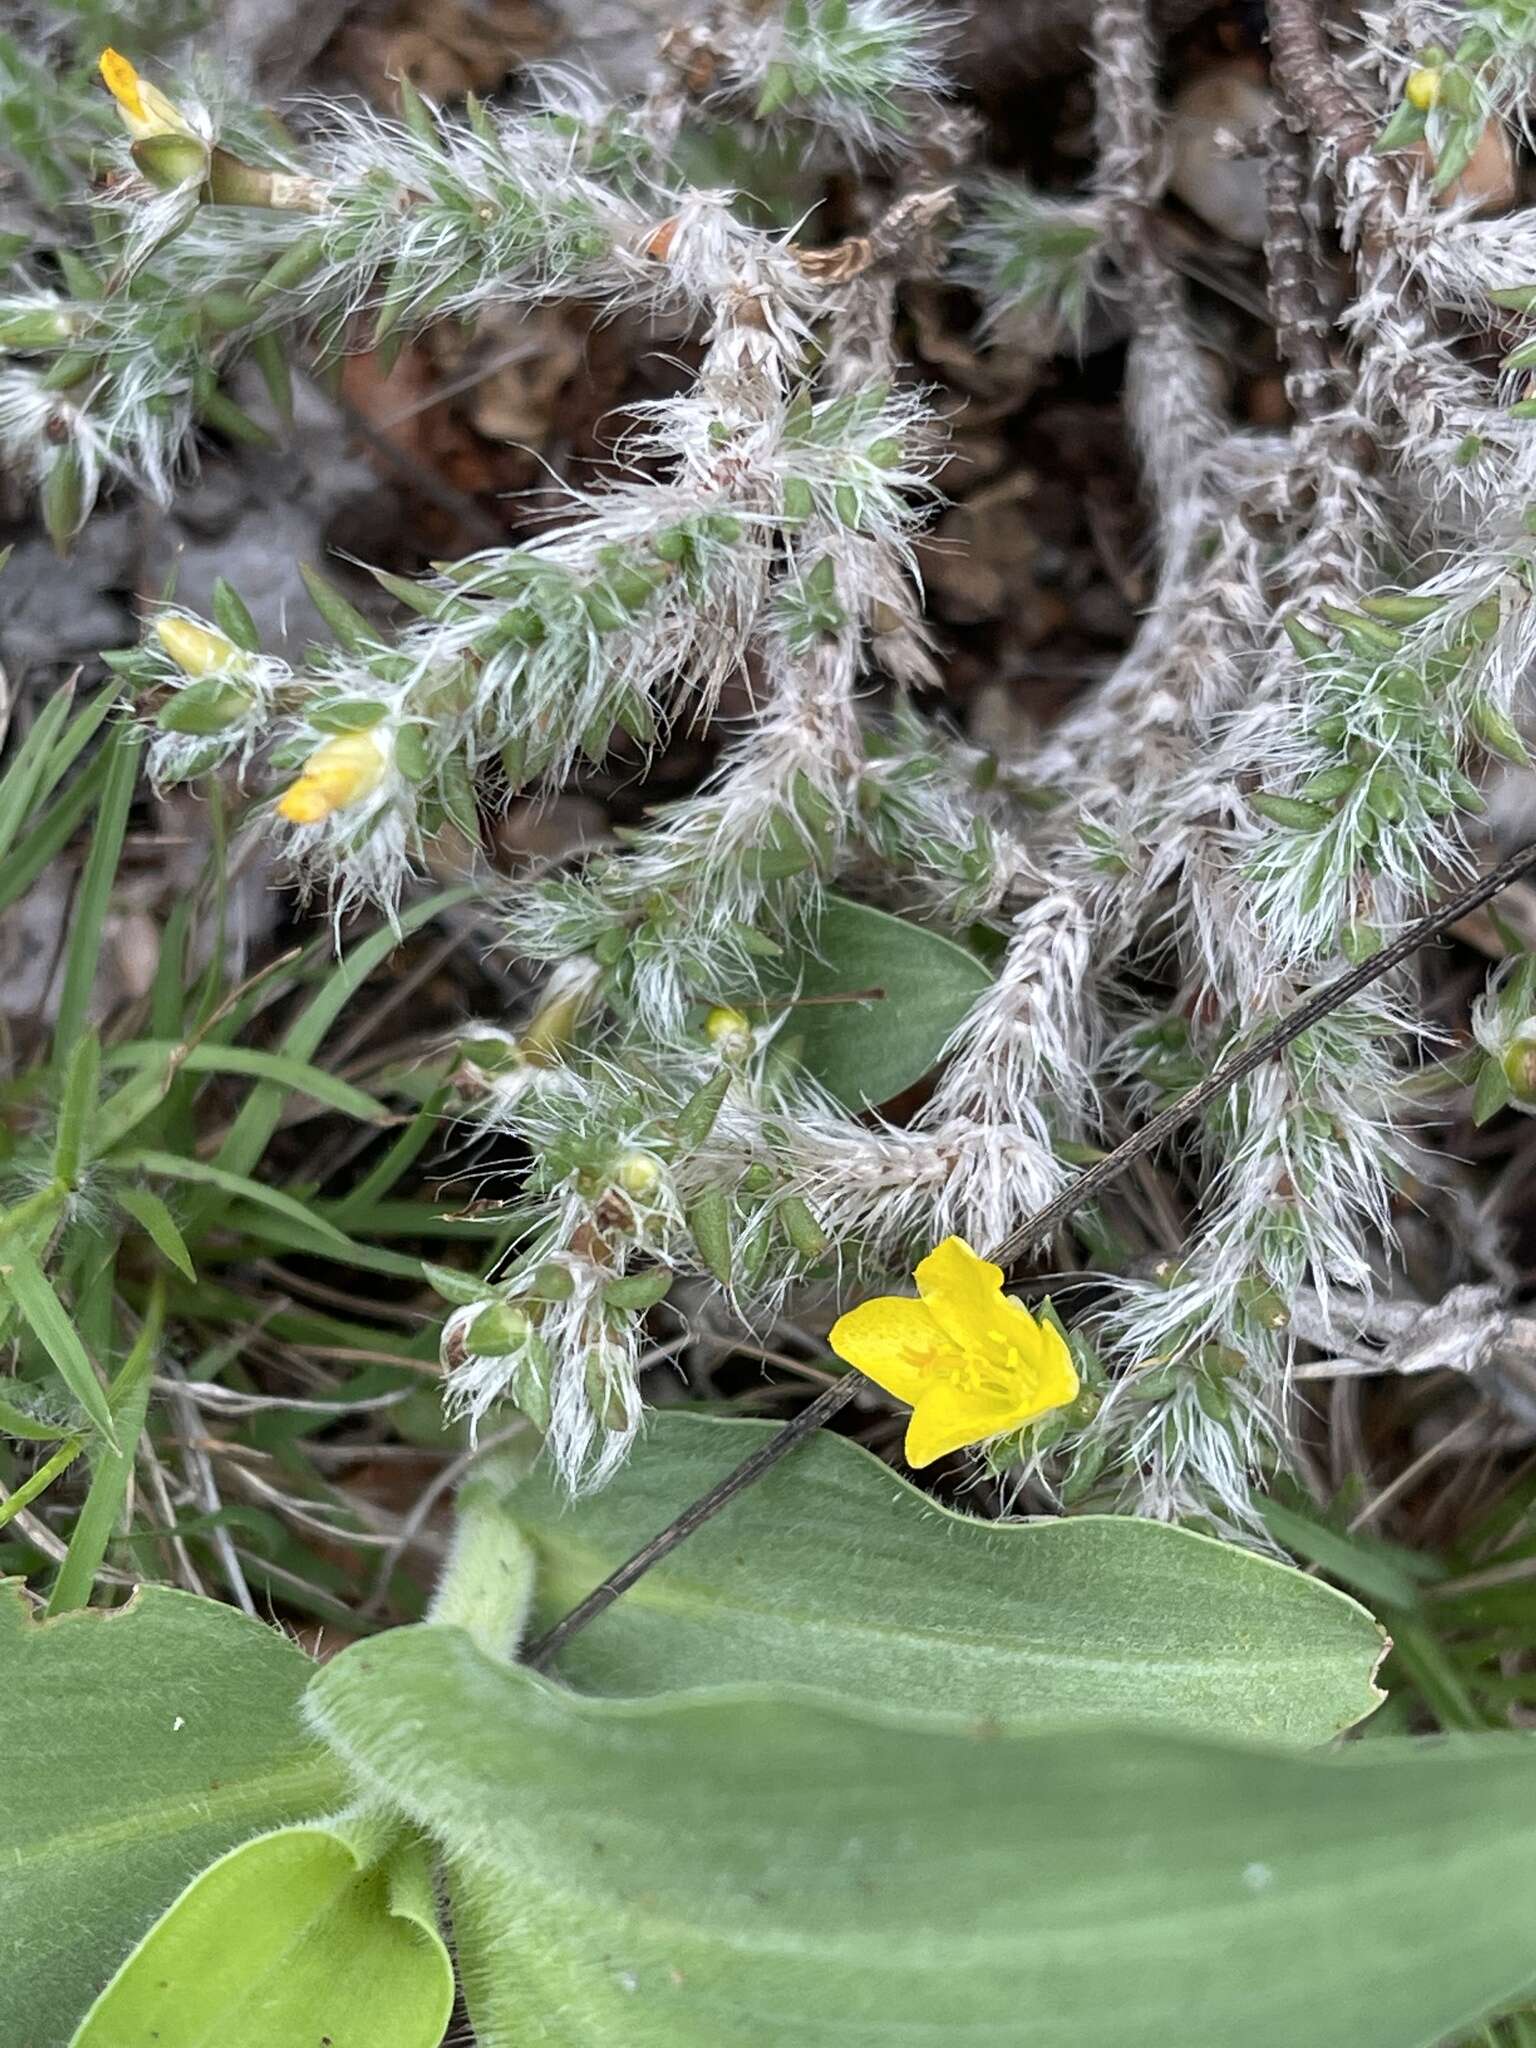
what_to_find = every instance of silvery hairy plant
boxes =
[13,0,1536,1525]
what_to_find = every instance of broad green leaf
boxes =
[0,1237,116,1445]
[309,1629,1536,2048]
[753,893,992,1107]
[70,1824,453,2048]
[507,1413,1384,1742]
[0,1582,344,2046]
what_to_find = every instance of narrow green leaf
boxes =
[47,1281,165,1614]
[0,1240,116,1446]
[206,888,476,1199]
[52,728,141,1075]
[685,1189,734,1284]
[114,1185,195,1279]
[108,1150,355,1251]
[300,562,376,651]
[672,1068,731,1150]
[51,1027,99,1189]
[0,746,113,919]
[0,681,78,869]
[210,578,261,652]
[0,1390,76,1442]
[0,1436,84,1526]
[1251,791,1332,831]
[103,1041,390,1124]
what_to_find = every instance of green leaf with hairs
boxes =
[69,1823,452,2048]
[308,1626,1536,2048]
[501,1412,1384,1741]
[0,1582,344,2047]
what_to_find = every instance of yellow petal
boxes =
[904,1383,1004,1468]
[990,1315,1080,1428]
[275,778,329,825]
[827,1295,962,1407]
[99,47,194,141]
[916,1232,1070,1382]
[275,730,389,826]
[904,1339,1078,1470]
[100,49,146,124]
[914,1236,1009,1348]
[154,616,237,678]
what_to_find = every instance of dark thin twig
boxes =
[522,836,1536,1669]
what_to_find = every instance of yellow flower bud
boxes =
[1406,66,1442,111]
[154,616,238,678]
[275,730,390,826]
[99,49,196,142]
[615,1151,663,1198]
[704,1004,753,1051]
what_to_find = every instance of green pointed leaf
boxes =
[210,579,261,653]
[1251,792,1332,831]
[299,563,376,651]
[1473,1054,1514,1125]
[103,1041,390,1125]
[672,1068,731,1150]
[0,1583,344,2047]
[748,893,992,1109]
[503,1413,1384,1739]
[107,1150,355,1251]
[70,1824,453,2048]
[308,1627,1536,2048]
[114,1186,196,1280]
[0,1239,116,1445]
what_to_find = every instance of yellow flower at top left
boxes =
[99,48,196,142]
[829,1235,1078,1469]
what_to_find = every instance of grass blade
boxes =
[47,1281,165,1613]
[114,1185,196,1281]
[0,1239,116,1446]
[103,1042,391,1124]
[112,1149,358,1252]
[52,726,142,1072]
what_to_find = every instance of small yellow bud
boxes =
[1406,66,1442,111]
[615,1151,663,1198]
[99,48,196,142]
[1503,1034,1536,1104]
[275,730,390,826]
[705,1004,753,1051]
[154,616,238,678]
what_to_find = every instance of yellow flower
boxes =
[99,49,196,141]
[275,730,390,826]
[1406,65,1442,111]
[829,1236,1078,1468]
[154,617,238,678]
